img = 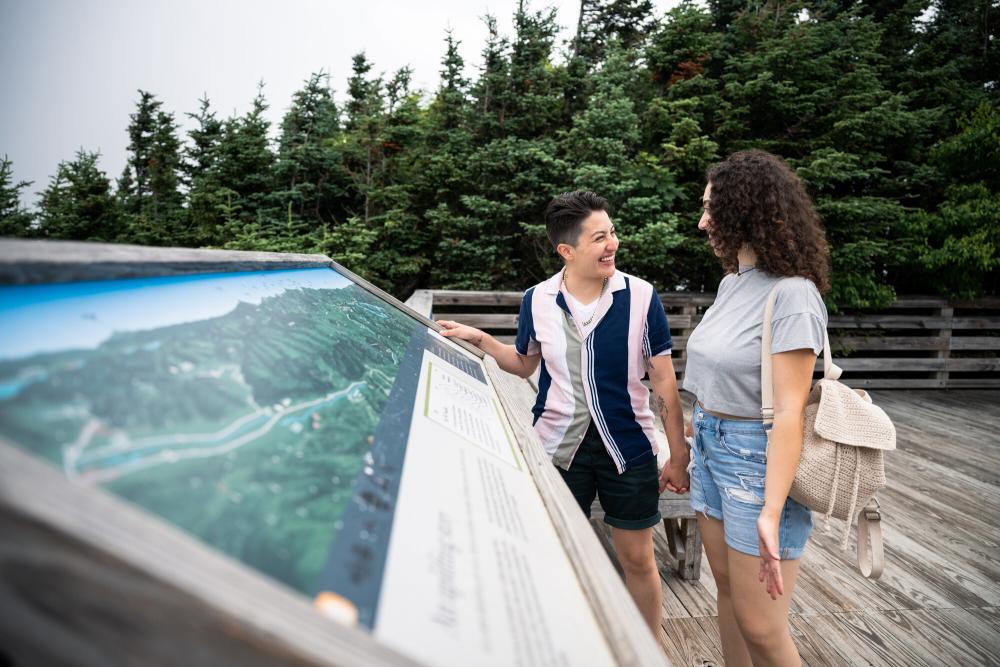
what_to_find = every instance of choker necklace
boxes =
[562,270,609,326]
[737,265,756,277]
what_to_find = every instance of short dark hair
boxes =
[544,191,610,249]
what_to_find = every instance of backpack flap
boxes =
[813,379,896,451]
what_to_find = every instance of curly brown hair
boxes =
[705,150,831,293]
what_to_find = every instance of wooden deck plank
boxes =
[792,532,925,613]
[801,611,934,666]
[879,523,999,608]
[890,402,1000,447]
[890,404,1000,462]
[875,393,998,441]
[785,546,870,614]
[860,608,1000,666]
[882,452,1000,542]
[883,454,1000,525]
[659,617,724,666]
[695,549,718,601]
[652,531,703,620]
[876,487,1000,590]
[659,577,696,620]
[655,626,692,667]
[876,390,1000,439]
[890,425,999,485]
[788,614,857,666]
[964,606,1000,635]
[888,522,998,606]
[657,390,1000,665]
[902,608,1000,665]
[663,573,718,619]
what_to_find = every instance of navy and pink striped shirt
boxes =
[515,270,672,473]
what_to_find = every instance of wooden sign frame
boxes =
[0,239,668,667]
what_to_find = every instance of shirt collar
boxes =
[544,269,627,295]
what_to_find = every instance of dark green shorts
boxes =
[556,422,661,530]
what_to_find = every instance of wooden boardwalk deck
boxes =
[598,390,1000,666]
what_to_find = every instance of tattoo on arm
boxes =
[655,395,668,427]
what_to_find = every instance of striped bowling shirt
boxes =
[515,270,672,473]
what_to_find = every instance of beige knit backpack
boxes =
[760,281,896,579]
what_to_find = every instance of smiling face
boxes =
[559,210,619,279]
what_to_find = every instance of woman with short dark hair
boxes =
[683,150,830,666]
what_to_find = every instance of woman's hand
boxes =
[756,509,783,600]
[659,457,689,494]
[436,320,485,347]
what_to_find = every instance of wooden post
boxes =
[675,302,698,385]
[403,289,434,318]
[659,497,702,580]
[935,305,954,388]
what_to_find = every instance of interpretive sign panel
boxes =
[0,245,628,667]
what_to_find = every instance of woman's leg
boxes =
[698,514,752,667]
[728,548,802,666]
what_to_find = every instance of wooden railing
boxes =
[413,290,1000,390]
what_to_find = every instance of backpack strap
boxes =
[760,281,840,425]
[857,498,885,579]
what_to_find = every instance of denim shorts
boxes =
[689,404,813,559]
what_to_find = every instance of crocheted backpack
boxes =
[760,281,896,578]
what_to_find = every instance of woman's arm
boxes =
[647,355,690,493]
[436,320,541,378]
[757,347,816,599]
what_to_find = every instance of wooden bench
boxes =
[589,496,702,582]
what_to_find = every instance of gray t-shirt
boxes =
[683,269,827,417]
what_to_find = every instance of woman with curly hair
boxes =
[683,150,830,666]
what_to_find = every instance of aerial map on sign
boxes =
[0,265,614,667]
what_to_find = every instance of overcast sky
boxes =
[1,0,678,208]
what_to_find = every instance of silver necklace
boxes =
[562,270,608,326]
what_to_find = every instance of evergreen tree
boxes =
[905,0,999,121]
[342,52,385,229]
[370,66,429,293]
[898,103,1000,297]
[572,0,655,69]
[428,33,470,136]
[324,58,427,293]
[120,90,158,208]
[713,6,939,305]
[184,94,224,186]
[472,15,512,143]
[422,32,484,289]
[184,95,226,245]
[213,83,279,246]
[0,155,35,237]
[119,90,184,245]
[10,4,998,302]
[566,45,687,289]
[640,3,727,289]
[464,4,570,286]
[503,2,563,139]
[37,150,120,241]
[273,72,346,235]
